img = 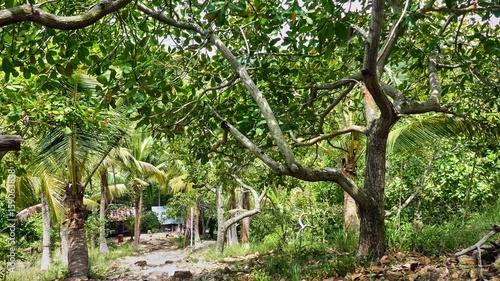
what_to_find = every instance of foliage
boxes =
[140,211,161,232]
[386,202,500,256]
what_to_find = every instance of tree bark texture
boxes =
[133,185,143,252]
[216,185,225,253]
[357,126,390,259]
[240,190,250,246]
[67,182,88,278]
[60,195,69,266]
[41,192,50,270]
[99,171,109,254]
[0,135,21,151]
[226,189,238,247]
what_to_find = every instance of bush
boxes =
[140,211,161,232]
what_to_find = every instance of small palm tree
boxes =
[118,132,168,252]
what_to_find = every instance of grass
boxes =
[386,203,500,256]
[3,240,138,281]
[4,204,500,280]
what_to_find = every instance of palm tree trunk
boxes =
[133,184,143,252]
[41,192,50,270]
[67,182,89,278]
[99,171,109,253]
[60,196,68,265]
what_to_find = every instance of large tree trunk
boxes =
[99,171,109,254]
[41,192,50,270]
[67,182,88,278]
[357,128,389,259]
[240,189,250,247]
[133,184,143,252]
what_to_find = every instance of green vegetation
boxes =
[0,0,499,279]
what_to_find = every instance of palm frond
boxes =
[84,198,99,211]
[169,174,193,193]
[387,115,493,152]
[16,204,42,222]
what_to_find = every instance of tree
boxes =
[118,132,167,252]
[0,0,498,260]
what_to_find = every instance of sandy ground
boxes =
[108,232,222,280]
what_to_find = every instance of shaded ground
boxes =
[101,232,500,280]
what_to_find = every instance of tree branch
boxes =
[0,0,133,29]
[455,224,500,256]
[139,3,298,173]
[362,0,395,119]
[221,174,267,229]
[317,83,356,132]
[294,125,367,147]
[377,0,410,75]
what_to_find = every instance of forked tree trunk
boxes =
[99,171,109,253]
[240,190,250,247]
[41,192,50,270]
[133,185,143,252]
[67,182,88,278]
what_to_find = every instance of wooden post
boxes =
[0,135,22,151]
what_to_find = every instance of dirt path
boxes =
[107,232,225,280]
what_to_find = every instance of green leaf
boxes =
[55,64,66,76]
[7,112,19,122]
[123,63,133,74]
[65,64,74,76]
[1,58,13,74]
[97,75,107,84]
[23,68,31,79]
[205,9,221,22]
[228,3,246,12]
[445,0,452,8]
[46,52,56,64]
[64,126,73,134]
[216,8,226,27]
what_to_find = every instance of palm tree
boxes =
[118,132,168,252]
[27,74,127,278]
[15,174,64,270]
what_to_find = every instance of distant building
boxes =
[151,206,184,232]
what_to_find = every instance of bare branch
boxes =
[294,125,367,147]
[318,83,356,132]
[0,0,133,29]
[429,3,499,15]
[140,3,298,172]
[377,0,410,74]
[455,224,500,256]
[350,24,368,39]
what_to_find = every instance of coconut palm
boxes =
[26,74,128,278]
[118,132,168,252]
